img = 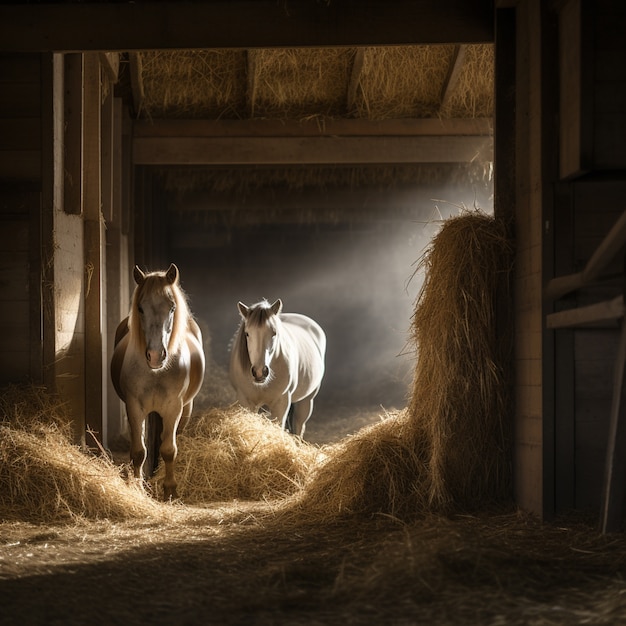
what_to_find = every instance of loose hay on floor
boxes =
[0,385,165,523]
[155,406,325,503]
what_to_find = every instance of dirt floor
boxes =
[2,503,626,626]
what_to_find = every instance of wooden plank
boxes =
[63,53,83,215]
[545,209,626,300]
[128,52,144,118]
[546,295,624,329]
[101,88,114,223]
[0,118,41,151]
[133,134,492,165]
[246,49,259,118]
[346,48,365,113]
[99,52,119,83]
[600,320,626,532]
[133,117,493,138]
[0,151,40,181]
[0,1,494,52]
[83,52,103,444]
[558,0,594,179]
[439,44,467,111]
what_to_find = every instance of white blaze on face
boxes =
[140,294,176,369]
[246,322,276,383]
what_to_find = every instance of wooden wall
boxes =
[0,54,44,385]
[0,51,132,448]
[552,0,626,514]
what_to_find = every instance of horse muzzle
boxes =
[251,365,269,384]
[146,348,167,369]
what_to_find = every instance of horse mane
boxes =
[234,299,278,373]
[127,269,191,355]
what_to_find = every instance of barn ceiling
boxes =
[0,1,495,218]
[120,43,493,194]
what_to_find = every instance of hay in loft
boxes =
[441,44,494,118]
[251,48,353,118]
[156,406,324,504]
[356,45,454,119]
[138,43,493,122]
[140,49,247,119]
[282,210,512,521]
[0,385,164,522]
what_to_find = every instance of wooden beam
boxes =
[346,49,365,114]
[63,53,83,215]
[99,52,120,83]
[129,52,145,118]
[600,319,626,533]
[546,295,624,329]
[440,44,467,111]
[133,134,493,165]
[246,49,259,118]
[83,52,105,445]
[134,117,493,138]
[545,209,626,300]
[0,1,494,52]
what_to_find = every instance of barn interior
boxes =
[128,45,495,443]
[2,1,626,624]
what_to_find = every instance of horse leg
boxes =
[126,400,147,484]
[268,394,292,432]
[160,412,183,500]
[291,391,318,438]
[178,400,193,433]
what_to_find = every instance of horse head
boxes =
[238,298,283,385]
[133,263,180,370]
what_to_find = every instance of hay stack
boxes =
[284,210,512,520]
[409,211,513,510]
[158,406,324,504]
[0,385,163,522]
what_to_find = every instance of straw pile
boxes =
[0,385,164,522]
[155,406,324,504]
[281,210,513,521]
[409,210,513,510]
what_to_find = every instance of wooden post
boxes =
[83,52,106,446]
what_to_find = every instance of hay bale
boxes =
[280,210,512,522]
[158,406,324,504]
[409,210,513,510]
[0,385,164,522]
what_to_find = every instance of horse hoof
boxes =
[163,487,178,501]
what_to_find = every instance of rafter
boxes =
[440,44,467,112]
[128,52,145,118]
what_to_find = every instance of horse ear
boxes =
[165,263,179,285]
[270,299,283,316]
[237,302,250,319]
[133,265,146,285]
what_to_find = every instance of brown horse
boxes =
[110,264,205,499]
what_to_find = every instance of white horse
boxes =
[110,264,205,499]
[229,299,326,438]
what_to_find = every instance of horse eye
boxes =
[138,305,144,315]
[245,332,249,338]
